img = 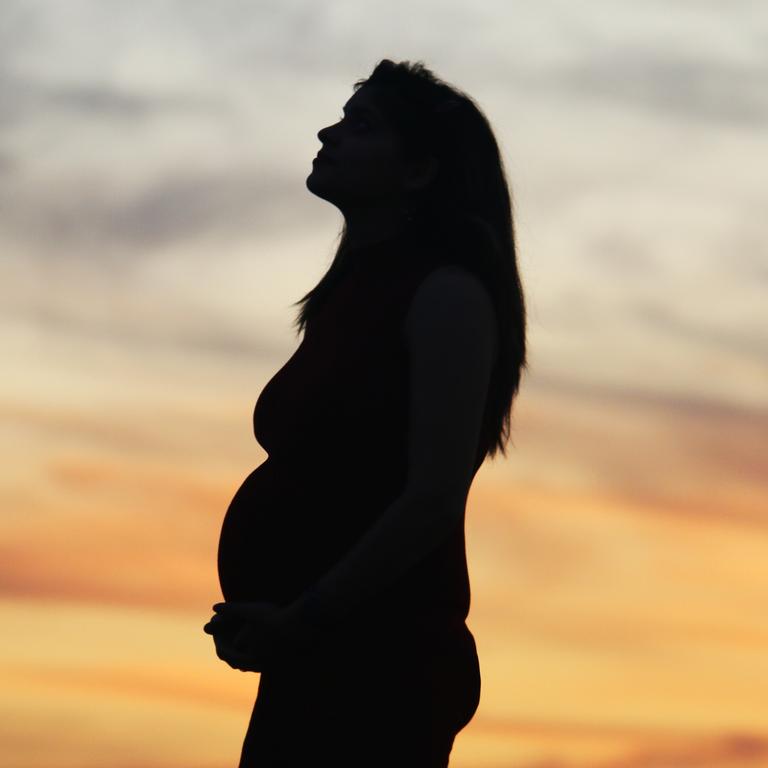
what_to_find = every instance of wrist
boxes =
[296,586,334,634]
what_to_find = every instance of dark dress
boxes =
[217,220,495,767]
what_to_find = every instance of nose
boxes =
[317,115,343,144]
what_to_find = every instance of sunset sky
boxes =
[2,1,767,766]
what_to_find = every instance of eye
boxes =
[339,114,371,130]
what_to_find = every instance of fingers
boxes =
[205,602,283,671]
[213,634,264,672]
[232,623,258,650]
[203,617,220,634]
[212,601,281,624]
[208,619,268,671]
[203,612,243,635]
[211,605,284,656]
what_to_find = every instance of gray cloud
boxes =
[3,167,321,255]
[583,230,661,276]
[530,48,768,126]
[631,300,768,364]
[531,366,768,425]
[40,82,220,118]
[0,150,16,174]
[8,298,290,362]
[0,73,225,130]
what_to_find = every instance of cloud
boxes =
[0,149,15,174]
[532,48,768,126]
[0,73,222,131]
[15,301,288,362]
[463,725,768,768]
[631,299,768,364]
[581,229,661,276]
[2,167,314,253]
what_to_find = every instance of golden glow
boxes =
[3,2,767,765]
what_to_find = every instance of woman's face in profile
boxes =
[306,86,411,213]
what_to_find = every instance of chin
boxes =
[305,171,337,203]
[305,171,323,195]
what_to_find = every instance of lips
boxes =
[315,150,334,164]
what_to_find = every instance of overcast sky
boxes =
[2,0,766,410]
[2,2,768,766]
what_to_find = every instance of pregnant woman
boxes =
[203,58,528,767]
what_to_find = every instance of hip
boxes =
[258,621,481,731]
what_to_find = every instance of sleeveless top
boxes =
[216,219,497,653]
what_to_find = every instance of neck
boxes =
[342,205,412,251]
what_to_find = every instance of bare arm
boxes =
[284,265,498,631]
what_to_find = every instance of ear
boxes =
[404,155,440,191]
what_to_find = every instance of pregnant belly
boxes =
[217,458,295,603]
[216,457,377,604]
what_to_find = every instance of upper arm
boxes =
[402,265,498,506]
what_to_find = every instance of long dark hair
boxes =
[292,59,528,461]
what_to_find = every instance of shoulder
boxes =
[404,264,497,344]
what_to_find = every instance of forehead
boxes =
[343,87,385,118]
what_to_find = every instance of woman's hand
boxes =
[203,614,255,671]
[203,601,297,672]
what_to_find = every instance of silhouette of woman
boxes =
[203,59,528,767]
